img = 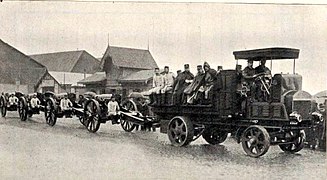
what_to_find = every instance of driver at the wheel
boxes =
[254,59,272,102]
[30,93,40,109]
[108,96,120,124]
[255,59,271,75]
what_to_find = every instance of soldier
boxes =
[172,64,194,105]
[254,59,272,102]
[255,59,271,75]
[60,94,73,117]
[243,60,255,79]
[8,93,18,106]
[108,96,120,124]
[161,66,175,93]
[184,65,205,104]
[198,62,217,104]
[148,68,164,105]
[30,93,40,109]
[217,66,223,74]
[242,60,256,97]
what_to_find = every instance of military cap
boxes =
[203,61,210,68]
[184,64,190,68]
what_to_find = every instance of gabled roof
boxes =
[78,72,106,84]
[100,46,158,70]
[31,50,83,72]
[49,71,93,86]
[119,69,154,83]
[0,39,47,86]
[30,50,100,73]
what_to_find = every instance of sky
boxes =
[0,1,326,94]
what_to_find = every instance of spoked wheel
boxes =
[279,130,305,153]
[44,98,57,126]
[168,116,194,147]
[18,97,28,121]
[0,96,7,117]
[241,125,270,158]
[84,99,101,133]
[79,116,86,126]
[120,100,137,132]
[202,126,228,145]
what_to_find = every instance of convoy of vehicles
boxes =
[0,47,324,157]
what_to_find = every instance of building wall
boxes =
[84,83,106,94]
[121,68,142,78]
[121,81,152,97]
[0,84,28,94]
[37,73,65,94]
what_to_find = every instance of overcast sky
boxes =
[0,1,326,94]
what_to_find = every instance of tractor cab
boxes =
[233,47,314,121]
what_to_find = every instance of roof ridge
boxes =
[30,50,85,56]
[110,45,149,51]
[69,50,84,72]
[0,39,46,69]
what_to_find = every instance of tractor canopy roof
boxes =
[233,47,300,61]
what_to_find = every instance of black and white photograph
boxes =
[0,0,326,179]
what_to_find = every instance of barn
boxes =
[0,39,48,94]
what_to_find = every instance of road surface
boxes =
[0,112,326,180]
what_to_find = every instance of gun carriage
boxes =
[0,91,24,118]
[150,47,322,157]
[119,92,159,132]
[44,92,80,126]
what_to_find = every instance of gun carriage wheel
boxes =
[44,98,57,126]
[241,125,270,158]
[167,116,194,147]
[120,100,137,132]
[84,99,101,133]
[18,97,28,121]
[0,95,6,117]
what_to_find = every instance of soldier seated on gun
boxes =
[108,96,120,124]
[30,93,40,109]
[8,93,18,106]
[148,67,164,105]
[60,94,73,118]
[77,95,85,107]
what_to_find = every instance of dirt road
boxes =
[0,112,325,179]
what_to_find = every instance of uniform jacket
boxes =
[173,71,194,93]
[152,74,164,88]
[184,72,205,95]
[255,65,271,74]
[204,69,217,86]
[162,72,175,87]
